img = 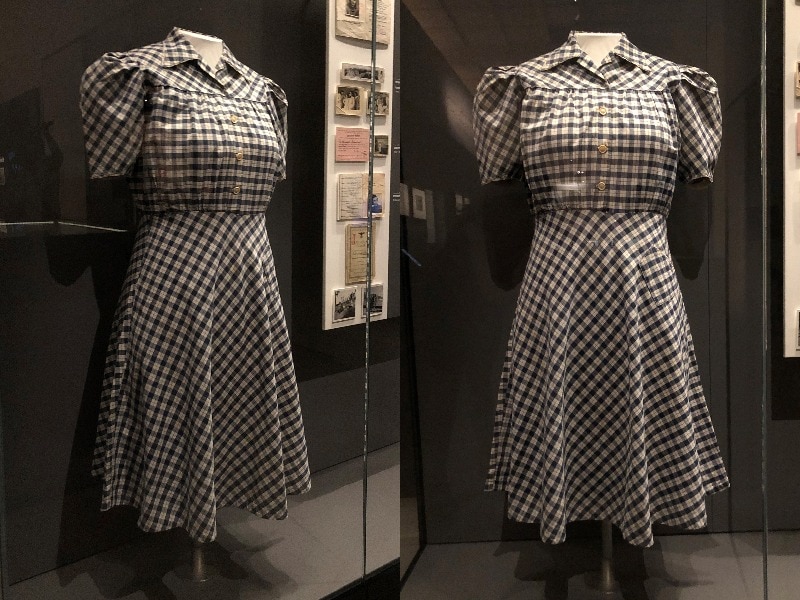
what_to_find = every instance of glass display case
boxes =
[397,0,794,598]
[0,1,399,599]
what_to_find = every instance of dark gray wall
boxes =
[766,0,800,532]
[401,0,771,545]
[0,0,399,584]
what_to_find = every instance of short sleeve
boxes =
[266,80,288,182]
[473,66,525,184]
[79,53,146,179]
[672,66,722,183]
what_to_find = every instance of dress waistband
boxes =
[532,199,669,217]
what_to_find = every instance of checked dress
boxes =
[473,33,729,548]
[79,29,310,542]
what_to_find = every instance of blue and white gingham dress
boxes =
[473,33,729,548]
[79,28,310,542]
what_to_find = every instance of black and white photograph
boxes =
[333,287,358,322]
[335,0,390,44]
[369,91,390,116]
[335,86,362,116]
[362,283,384,317]
[412,187,427,220]
[341,63,385,84]
[344,0,360,20]
[370,193,384,217]
[374,134,389,157]
[399,182,411,217]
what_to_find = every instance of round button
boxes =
[230,115,239,124]
[596,181,607,191]
[598,106,608,115]
[235,151,244,161]
[232,185,241,194]
[598,144,608,154]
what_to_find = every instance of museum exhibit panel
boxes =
[0,1,399,599]
[399,0,800,597]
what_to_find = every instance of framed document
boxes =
[335,127,370,162]
[337,172,386,220]
[345,223,376,284]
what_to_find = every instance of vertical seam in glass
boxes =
[0,395,6,599]
[760,0,769,597]
[362,0,380,582]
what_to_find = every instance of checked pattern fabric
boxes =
[80,28,310,542]
[473,33,728,548]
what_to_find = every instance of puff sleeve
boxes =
[266,80,288,182]
[473,67,525,184]
[671,66,722,183]
[79,53,147,179]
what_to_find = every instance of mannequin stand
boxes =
[192,541,210,582]
[174,540,216,583]
[585,520,620,595]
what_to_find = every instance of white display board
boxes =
[323,0,394,330]
[785,2,800,356]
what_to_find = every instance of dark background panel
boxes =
[766,0,800,531]
[401,0,773,545]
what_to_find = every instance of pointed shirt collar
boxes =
[160,27,251,81]
[535,32,654,73]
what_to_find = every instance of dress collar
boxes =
[535,32,654,73]
[160,27,251,81]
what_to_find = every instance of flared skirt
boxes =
[92,210,310,542]
[486,209,729,548]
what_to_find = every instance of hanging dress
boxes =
[79,28,311,542]
[473,32,729,548]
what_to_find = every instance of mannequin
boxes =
[80,25,311,587]
[176,27,223,584]
[572,32,632,593]
[574,31,623,66]
[177,28,223,70]
[574,31,711,188]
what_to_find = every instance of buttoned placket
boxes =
[216,67,246,199]
[193,59,247,199]
[594,70,612,195]
[574,56,615,196]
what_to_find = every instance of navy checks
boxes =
[474,32,722,214]
[473,33,728,548]
[80,29,310,542]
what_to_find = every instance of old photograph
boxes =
[335,86,362,117]
[399,183,411,217]
[335,0,391,45]
[374,135,389,157]
[362,284,384,317]
[341,63,385,84]
[412,187,427,220]
[369,91,390,116]
[344,0,360,19]
[333,287,358,322]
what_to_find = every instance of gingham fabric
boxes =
[473,32,729,548]
[80,28,310,543]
